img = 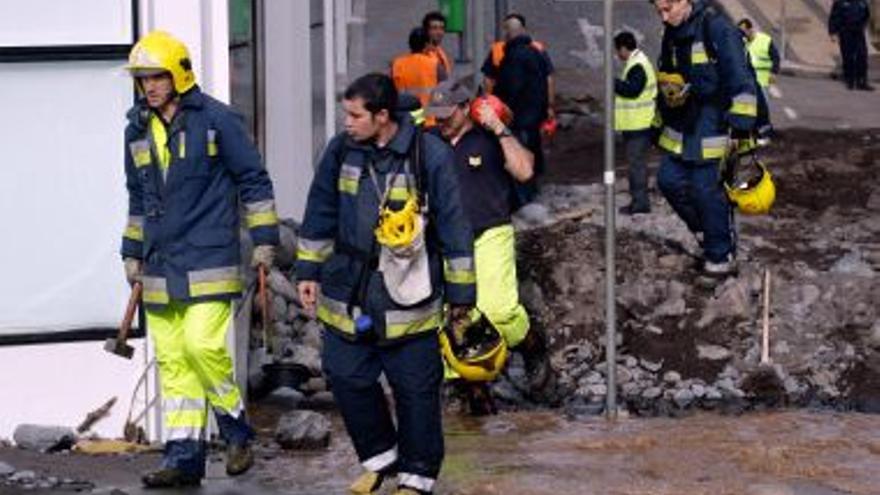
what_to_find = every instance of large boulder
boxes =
[275,410,331,450]
[13,424,76,453]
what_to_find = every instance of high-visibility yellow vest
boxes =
[747,32,774,88]
[614,49,658,132]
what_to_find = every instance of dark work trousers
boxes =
[512,126,544,208]
[322,329,444,487]
[623,130,652,209]
[656,154,734,263]
[839,29,868,86]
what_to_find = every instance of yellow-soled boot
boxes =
[349,470,385,494]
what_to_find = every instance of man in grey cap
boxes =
[427,81,553,413]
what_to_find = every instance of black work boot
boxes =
[142,468,202,489]
[465,382,497,416]
[226,444,255,476]
[514,327,556,402]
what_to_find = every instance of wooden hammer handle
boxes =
[118,282,143,342]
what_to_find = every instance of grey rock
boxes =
[691,384,707,398]
[0,462,15,477]
[301,391,336,409]
[830,251,875,276]
[275,410,332,450]
[616,366,634,384]
[705,386,723,400]
[268,269,299,302]
[302,377,327,394]
[299,320,323,350]
[583,371,604,385]
[673,389,695,408]
[12,424,76,453]
[623,356,639,369]
[716,377,737,392]
[641,387,663,400]
[653,281,688,318]
[272,295,288,323]
[697,277,751,329]
[640,358,663,372]
[663,371,682,385]
[697,344,733,361]
[8,471,36,483]
[276,222,298,269]
[288,345,322,375]
[492,379,525,403]
[265,387,305,408]
[621,381,642,398]
[587,384,608,397]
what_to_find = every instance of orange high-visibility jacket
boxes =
[392,52,444,126]
[426,44,453,76]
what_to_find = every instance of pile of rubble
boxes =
[495,129,880,416]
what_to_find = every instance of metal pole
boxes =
[473,0,486,78]
[780,0,787,64]
[494,0,508,40]
[603,0,618,421]
[323,0,336,143]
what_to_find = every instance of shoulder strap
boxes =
[409,128,428,212]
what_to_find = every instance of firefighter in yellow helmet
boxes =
[121,30,280,488]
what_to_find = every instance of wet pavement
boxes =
[3,410,878,494]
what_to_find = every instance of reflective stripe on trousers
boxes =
[147,300,245,443]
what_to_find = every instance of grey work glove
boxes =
[251,245,276,269]
[123,257,142,286]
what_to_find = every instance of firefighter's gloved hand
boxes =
[251,245,276,269]
[449,305,473,345]
[123,257,142,286]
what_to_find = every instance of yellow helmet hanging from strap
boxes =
[375,195,421,248]
[440,314,509,382]
[126,31,196,94]
[725,160,776,215]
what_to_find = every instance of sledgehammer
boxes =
[104,282,142,359]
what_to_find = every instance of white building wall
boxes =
[0,0,232,442]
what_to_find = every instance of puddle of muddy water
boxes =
[249,408,880,495]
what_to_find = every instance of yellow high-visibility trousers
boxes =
[444,224,530,381]
[147,301,244,443]
[474,224,530,348]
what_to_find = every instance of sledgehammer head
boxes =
[104,337,134,359]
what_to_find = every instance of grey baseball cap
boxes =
[425,81,472,119]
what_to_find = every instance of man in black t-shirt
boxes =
[426,81,552,408]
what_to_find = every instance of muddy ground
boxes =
[498,125,880,417]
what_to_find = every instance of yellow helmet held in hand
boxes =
[440,314,509,382]
[126,31,196,94]
[726,160,776,215]
[658,71,689,108]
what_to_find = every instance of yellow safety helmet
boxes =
[439,315,509,382]
[375,196,421,248]
[725,160,776,215]
[126,31,196,94]
[658,71,689,108]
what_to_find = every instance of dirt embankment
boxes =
[496,128,880,416]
